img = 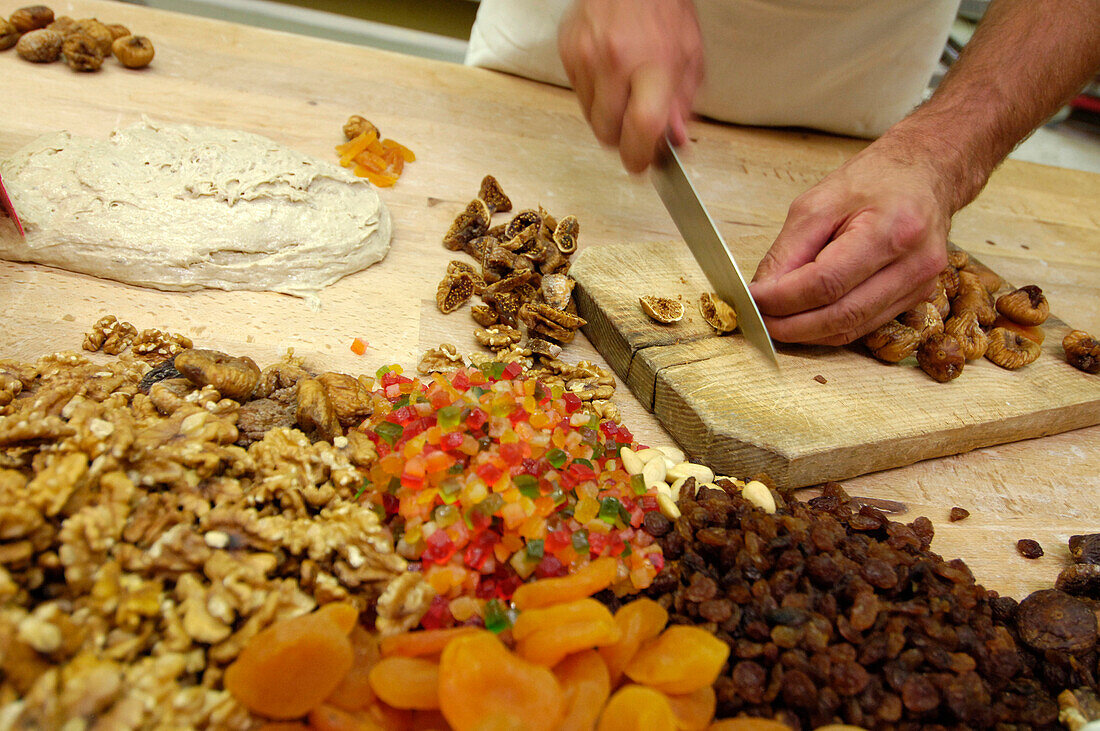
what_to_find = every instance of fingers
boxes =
[619,63,677,173]
[589,65,631,146]
[763,263,939,345]
[752,223,904,317]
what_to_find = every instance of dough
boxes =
[0,120,392,297]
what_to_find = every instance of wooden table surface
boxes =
[1,0,1098,599]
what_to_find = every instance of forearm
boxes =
[884,0,1100,213]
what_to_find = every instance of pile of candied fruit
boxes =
[359,362,665,628]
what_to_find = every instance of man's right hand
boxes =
[558,0,704,174]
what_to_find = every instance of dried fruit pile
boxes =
[636,479,1100,729]
[437,175,586,363]
[356,358,669,626]
[228,555,733,730]
[3,5,155,70]
[862,246,1098,381]
[335,115,415,188]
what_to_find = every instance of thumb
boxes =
[752,203,839,285]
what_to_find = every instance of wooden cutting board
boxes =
[572,236,1100,489]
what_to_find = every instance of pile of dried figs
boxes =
[862,247,1099,381]
[2,4,154,71]
[436,176,586,363]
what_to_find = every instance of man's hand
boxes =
[749,134,952,346]
[558,0,704,174]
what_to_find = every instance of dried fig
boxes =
[946,249,969,270]
[699,292,738,334]
[939,266,960,299]
[961,261,1003,294]
[505,209,542,240]
[928,280,951,320]
[553,215,580,255]
[343,115,378,141]
[0,19,18,50]
[15,28,61,62]
[1015,589,1097,654]
[45,15,74,36]
[897,302,943,342]
[295,378,342,442]
[1069,534,1100,565]
[1063,330,1100,374]
[640,296,684,324]
[478,175,512,214]
[69,18,112,55]
[863,320,920,363]
[992,314,1044,345]
[917,333,965,382]
[996,285,1049,326]
[436,271,476,314]
[443,199,490,250]
[63,33,105,71]
[952,271,996,327]
[111,34,154,69]
[943,312,988,360]
[10,5,53,33]
[105,23,130,40]
[174,348,261,400]
[985,327,1041,370]
[540,273,574,310]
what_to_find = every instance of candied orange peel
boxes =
[335,120,414,188]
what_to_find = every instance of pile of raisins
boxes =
[623,480,1099,729]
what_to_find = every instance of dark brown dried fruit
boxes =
[477,175,511,214]
[917,332,965,382]
[1055,564,1100,599]
[138,358,183,393]
[863,320,920,363]
[15,28,61,62]
[938,266,960,299]
[1015,589,1098,653]
[996,285,1049,326]
[985,327,1041,370]
[948,507,970,522]
[235,398,295,446]
[10,5,54,33]
[952,270,996,327]
[812,374,827,384]
[316,372,373,428]
[111,34,154,69]
[173,348,260,401]
[1070,534,1100,565]
[1016,538,1043,559]
[295,378,342,442]
[63,32,105,71]
[1063,330,1100,374]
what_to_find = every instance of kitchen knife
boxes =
[652,138,778,366]
[0,172,24,238]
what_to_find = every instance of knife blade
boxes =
[0,171,25,239]
[652,138,777,366]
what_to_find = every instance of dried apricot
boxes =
[624,626,730,695]
[599,598,668,685]
[512,557,618,609]
[705,720,791,731]
[439,630,564,731]
[225,604,355,719]
[257,724,310,731]
[308,704,381,731]
[513,598,621,667]
[326,626,381,712]
[380,626,480,659]
[597,685,678,731]
[368,656,440,710]
[554,650,611,731]
[664,685,716,731]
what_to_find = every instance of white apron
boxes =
[465,0,960,138]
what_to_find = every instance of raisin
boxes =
[643,511,672,537]
[1016,538,1044,559]
[948,506,970,522]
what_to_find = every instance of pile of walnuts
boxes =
[0,320,430,728]
[2,5,154,71]
[862,247,1098,381]
[436,176,586,365]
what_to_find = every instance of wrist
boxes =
[873,108,996,216]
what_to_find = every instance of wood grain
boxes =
[572,239,1100,489]
[0,0,1098,598]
